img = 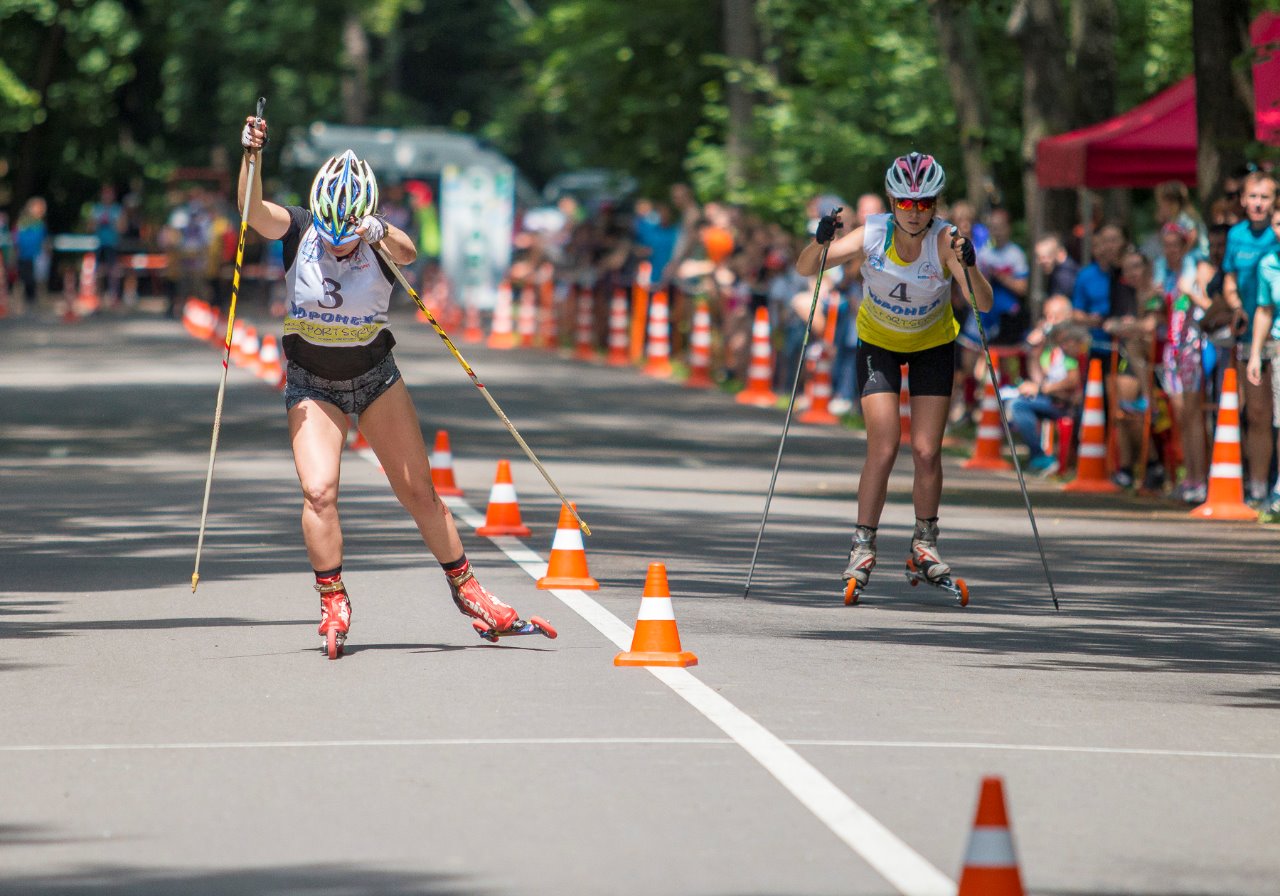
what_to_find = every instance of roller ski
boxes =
[841,526,877,606]
[448,561,557,644]
[316,579,352,659]
[903,518,969,606]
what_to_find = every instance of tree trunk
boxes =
[341,14,370,125]
[1009,0,1075,308]
[722,0,757,197]
[10,1,71,217]
[1192,0,1254,206]
[1071,0,1117,127]
[931,0,994,211]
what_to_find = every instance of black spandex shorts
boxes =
[856,339,956,398]
[284,352,401,416]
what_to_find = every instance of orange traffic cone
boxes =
[644,290,673,377]
[963,379,1012,470]
[76,252,100,315]
[475,460,532,537]
[799,308,840,424]
[240,324,262,373]
[517,284,537,348]
[957,777,1024,896]
[258,332,285,389]
[736,306,778,407]
[488,281,516,349]
[536,502,598,590]
[573,286,597,361]
[630,270,650,365]
[348,419,372,452]
[537,277,558,349]
[899,364,912,445]
[462,304,484,343]
[1191,366,1255,519]
[430,429,464,497]
[614,562,697,667]
[1064,359,1120,492]
[686,298,714,388]
[606,289,631,366]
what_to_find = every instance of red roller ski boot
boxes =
[447,561,557,643]
[316,579,352,659]
[903,518,968,606]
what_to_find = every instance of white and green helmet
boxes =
[309,150,379,247]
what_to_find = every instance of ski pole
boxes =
[193,96,265,593]
[371,242,589,536]
[743,236,834,599]
[952,226,1060,611]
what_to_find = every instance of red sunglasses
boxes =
[894,196,937,211]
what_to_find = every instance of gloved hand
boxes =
[356,214,388,244]
[241,115,267,152]
[815,208,843,245]
[950,227,976,267]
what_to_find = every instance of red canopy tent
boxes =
[1036,12,1280,189]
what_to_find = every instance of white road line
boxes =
[447,496,956,896]
[6,738,1275,761]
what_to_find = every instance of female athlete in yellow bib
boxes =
[796,153,993,604]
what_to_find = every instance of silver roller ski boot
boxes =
[841,525,877,605]
[903,517,969,606]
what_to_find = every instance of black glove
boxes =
[950,227,976,267]
[815,210,843,245]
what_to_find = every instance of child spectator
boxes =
[1003,295,1086,476]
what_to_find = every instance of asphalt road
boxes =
[2,306,1277,895]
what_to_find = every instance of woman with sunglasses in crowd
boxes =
[796,153,993,604]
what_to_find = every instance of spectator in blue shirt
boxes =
[15,196,48,308]
[1223,170,1279,505]
[1071,222,1126,360]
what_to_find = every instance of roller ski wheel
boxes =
[323,626,344,659]
[904,558,969,607]
[842,578,862,606]
[471,615,558,643]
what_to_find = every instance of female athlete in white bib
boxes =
[796,153,993,604]
[238,114,534,657]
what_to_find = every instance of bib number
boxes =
[889,282,909,302]
[320,277,344,309]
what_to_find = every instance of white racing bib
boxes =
[284,224,393,347]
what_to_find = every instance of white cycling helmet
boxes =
[884,152,946,199]
[309,150,380,247]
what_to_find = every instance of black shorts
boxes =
[284,352,402,416]
[856,340,955,397]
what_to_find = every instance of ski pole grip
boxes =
[255,97,266,120]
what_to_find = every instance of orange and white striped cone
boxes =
[462,304,484,343]
[182,299,201,338]
[475,459,532,537]
[488,281,516,349]
[736,306,779,407]
[643,290,674,378]
[228,320,247,368]
[630,268,650,365]
[614,562,697,667]
[189,300,214,342]
[899,364,912,445]
[348,418,372,453]
[1191,366,1255,519]
[537,278,557,349]
[76,252,100,315]
[240,324,262,374]
[573,286,597,361]
[686,298,714,388]
[1064,358,1120,492]
[606,289,631,366]
[537,502,598,590]
[799,308,840,424]
[963,379,1012,471]
[258,332,285,389]
[957,777,1024,896]
[517,284,537,348]
[429,429,464,497]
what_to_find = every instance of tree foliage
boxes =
[0,0,1269,233]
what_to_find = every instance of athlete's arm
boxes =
[237,116,290,241]
[796,221,865,276]
[942,229,993,312]
[370,221,417,265]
